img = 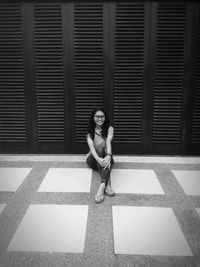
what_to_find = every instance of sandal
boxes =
[95,193,105,204]
[105,187,116,197]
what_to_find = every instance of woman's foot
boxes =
[95,182,105,204]
[95,193,104,204]
[105,185,115,197]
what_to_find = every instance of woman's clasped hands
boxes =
[98,155,111,170]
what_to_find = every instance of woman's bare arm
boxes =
[87,134,104,166]
[103,126,114,168]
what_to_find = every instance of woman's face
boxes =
[94,110,105,127]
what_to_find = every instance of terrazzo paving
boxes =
[0,155,200,267]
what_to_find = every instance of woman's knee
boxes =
[86,155,98,170]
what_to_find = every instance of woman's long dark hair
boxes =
[86,108,110,140]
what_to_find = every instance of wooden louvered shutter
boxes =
[151,3,186,153]
[113,3,145,153]
[0,4,27,151]
[72,3,104,152]
[34,4,64,149]
[190,4,200,153]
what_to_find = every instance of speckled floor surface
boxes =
[0,155,200,267]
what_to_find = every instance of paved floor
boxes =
[0,155,200,267]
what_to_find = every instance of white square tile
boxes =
[111,169,164,194]
[112,206,192,256]
[0,204,6,214]
[38,168,92,192]
[7,205,88,253]
[172,170,200,196]
[0,168,31,192]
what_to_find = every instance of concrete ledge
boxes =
[0,154,200,164]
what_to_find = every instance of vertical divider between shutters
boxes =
[186,3,196,154]
[62,2,73,153]
[143,2,152,154]
[182,2,195,155]
[21,3,38,153]
[189,3,200,154]
[103,3,115,122]
[147,2,157,154]
[108,3,115,126]
[103,3,109,114]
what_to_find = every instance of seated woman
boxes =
[86,108,115,204]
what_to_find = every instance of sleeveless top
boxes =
[93,131,106,151]
[86,128,112,158]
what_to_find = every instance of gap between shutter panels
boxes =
[192,6,200,144]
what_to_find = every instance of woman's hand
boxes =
[98,157,109,169]
[98,157,106,168]
[102,155,111,169]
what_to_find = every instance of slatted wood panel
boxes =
[153,3,186,144]
[114,3,145,144]
[74,3,104,143]
[191,6,200,144]
[0,4,27,142]
[0,2,199,155]
[34,4,64,142]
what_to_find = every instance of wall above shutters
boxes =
[0,4,27,150]
[34,4,65,146]
[113,3,146,153]
[73,3,104,147]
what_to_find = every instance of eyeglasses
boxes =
[94,115,105,119]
